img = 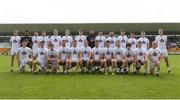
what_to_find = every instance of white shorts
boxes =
[11,48,18,56]
[150,61,158,69]
[159,49,168,57]
[20,59,29,70]
[37,60,46,68]
[72,58,78,62]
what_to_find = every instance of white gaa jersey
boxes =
[148,48,161,62]
[124,48,135,58]
[135,48,146,61]
[92,47,102,61]
[106,36,116,48]
[32,36,40,52]
[58,46,70,61]
[70,47,80,60]
[61,35,73,48]
[95,35,106,48]
[18,47,32,61]
[75,35,86,48]
[47,49,58,58]
[39,36,49,49]
[10,36,21,50]
[155,35,167,49]
[127,38,138,49]
[116,35,128,49]
[113,47,124,61]
[82,46,91,61]
[102,47,113,60]
[50,35,61,50]
[35,48,47,61]
[138,37,149,51]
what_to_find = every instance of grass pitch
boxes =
[0,55,180,99]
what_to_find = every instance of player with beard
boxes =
[106,32,116,48]
[87,29,96,48]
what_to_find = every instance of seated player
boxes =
[123,43,135,74]
[134,41,148,75]
[66,40,81,75]
[81,41,92,73]
[148,41,162,77]
[17,40,33,72]
[90,40,101,72]
[33,41,48,74]
[47,43,59,73]
[112,40,126,74]
[57,40,70,74]
[101,40,113,75]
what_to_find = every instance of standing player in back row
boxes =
[75,29,87,48]
[106,32,116,48]
[155,29,171,73]
[127,32,138,49]
[95,31,106,48]
[61,29,73,48]
[32,30,40,58]
[49,29,61,51]
[116,29,128,51]
[10,30,21,72]
[39,30,49,50]
[138,31,150,52]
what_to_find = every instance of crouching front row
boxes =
[17,40,162,77]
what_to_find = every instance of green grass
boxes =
[0,55,180,99]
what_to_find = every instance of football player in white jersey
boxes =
[49,29,61,51]
[134,41,148,75]
[112,40,126,74]
[17,40,33,72]
[155,29,171,73]
[57,40,70,74]
[138,31,150,52]
[61,30,73,48]
[95,31,106,48]
[32,30,40,57]
[123,43,136,73]
[90,40,102,72]
[75,29,87,48]
[10,30,21,72]
[106,32,116,48]
[100,40,113,75]
[127,32,138,49]
[47,43,59,73]
[80,41,92,73]
[39,30,49,49]
[33,41,48,74]
[66,40,82,75]
[116,30,128,51]
[148,41,162,77]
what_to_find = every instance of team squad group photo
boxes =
[10,28,171,77]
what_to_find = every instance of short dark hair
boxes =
[126,43,131,47]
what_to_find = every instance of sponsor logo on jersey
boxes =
[13,39,17,43]
[160,39,164,42]
[54,38,58,42]
[22,51,27,55]
[152,52,157,56]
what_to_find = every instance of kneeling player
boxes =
[57,40,70,74]
[33,41,47,74]
[81,41,92,73]
[47,43,59,73]
[90,40,101,72]
[101,40,113,75]
[134,41,148,75]
[66,40,81,74]
[148,41,162,77]
[17,40,33,72]
[112,41,126,74]
[124,43,135,73]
